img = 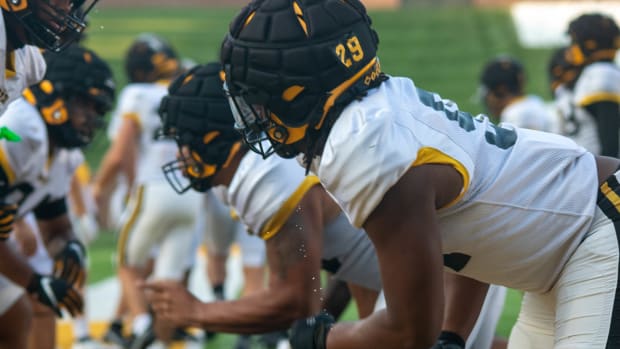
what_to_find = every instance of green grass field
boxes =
[80,5,543,346]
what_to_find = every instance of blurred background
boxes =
[69,1,620,348]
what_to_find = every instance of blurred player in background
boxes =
[479,55,557,132]
[1,44,114,348]
[563,13,620,156]
[92,33,203,349]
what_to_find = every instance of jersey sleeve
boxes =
[317,80,475,228]
[0,101,47,189]
[109,85,149,137]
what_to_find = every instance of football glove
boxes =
[289,312,334,349]
[53,239,87,287]
[27,272,83,317]
[0,203,17,241]
[73,213,98,245]
[431,331,466,349]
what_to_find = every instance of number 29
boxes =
[335,36,364,68]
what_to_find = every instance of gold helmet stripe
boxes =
[293,2,309,37]
[315,57,379,130]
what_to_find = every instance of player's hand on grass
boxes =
[27,273,83,317]
[289,312,334,349]
[53,239,87,287]
[142,280,200,327]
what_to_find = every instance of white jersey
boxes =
[219,150,381,290]
[110,82,176,184]
[311,76,598,293]
[0,98,81,217]
[0,12,46,115]
[223,150,316,237]
[501,95,558,133]
[566,62,620,155]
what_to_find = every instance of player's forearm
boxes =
[0,242,34,287]
[326,310,437,349]
[190,288,315,334]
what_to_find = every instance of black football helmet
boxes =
[547,46,582,93]
[221,0,386,161]
[125,33,180,83]
[567,13,620,65]
[158,62,243,194]
[479,55,525,99]
[24,44,115,148]
[1,0,100,52]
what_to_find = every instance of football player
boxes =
[221,1,620,348]
[91,33,203,349]
[547,46,583,145]
[479,55,558,132]
[0,0,100,115]
[0,44,113,348]
[564,13,620,156]
[144,63,505,349]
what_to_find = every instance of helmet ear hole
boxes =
[41,98,69,125]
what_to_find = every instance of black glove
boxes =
[0,203,17,241]
[289,312,335,349]
[53,239,87,287]
[431,331,466,349]
[26,273,83,317]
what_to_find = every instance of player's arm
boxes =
[439,273,489,347]
[92,117,139,222]
[321,163,462,349]
[588,101,620,157]
[35,197,86,287]
[146,185,325,333]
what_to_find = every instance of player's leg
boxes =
[346,283,379,319]
[16,214,55,349]
[0,276,31,349]
[506,291,554,349]
[322,278,352,320]
[202,191,236,302]
[236,228,277,349]
[236,226,266,296]
[552,205,619,348]
[149,189,201,346]
[466,285,507,349]
[118,185,167,348]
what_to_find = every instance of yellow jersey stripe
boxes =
[259,175,321,240]
[122,112,142,132]
[116,186,144,266]
[601,182,620,214]
[577,93,620,107]
[411,147,470,208]
[0,144,16,185]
